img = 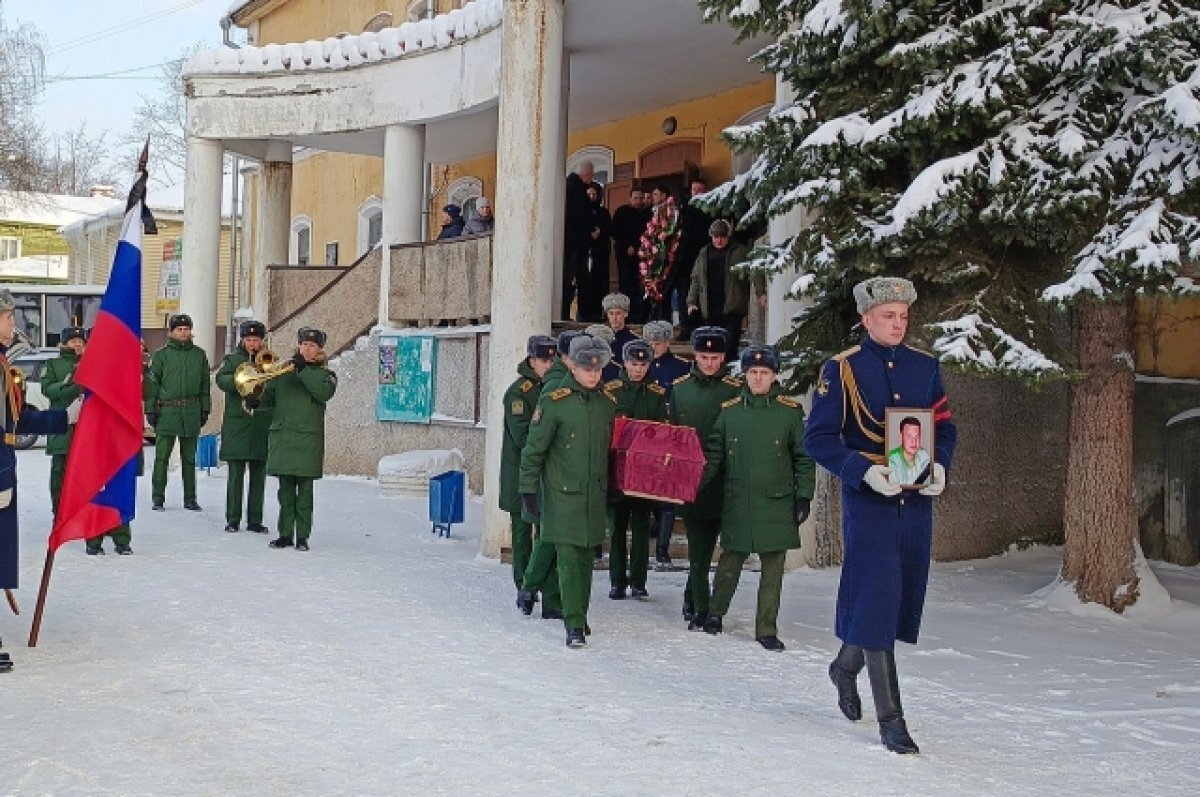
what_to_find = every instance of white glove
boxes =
[919,463,947,496]
[66,397,84,425]
[0,488,11,509]
[864,465,902,497]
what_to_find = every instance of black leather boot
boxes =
[865,649,919,754]
[829,643,865,721]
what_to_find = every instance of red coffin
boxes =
[610,418,706,504]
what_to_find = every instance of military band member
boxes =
[519,336,618,648]
[500,335,556,592]
[266,327,338,551]
[601,292,638,364]
[146,313,211,511]
[668,327,742,627]
[698,346,815,651]
[44,326,86,515]
[215,320,273,533]
[0,290,79,672]
[643,320,690,390]
[605,339,667,600]
[804,276,957,755]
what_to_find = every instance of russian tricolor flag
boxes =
[48,153,154,552]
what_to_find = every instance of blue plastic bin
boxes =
[197,433,220,472]
[429,470,465,538]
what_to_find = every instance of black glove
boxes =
[146,413,158,428]
[291,352,308,371]
[244,396,261,410]
[520,492,540,518]
[794,498,811,525]
[200,411,210,426]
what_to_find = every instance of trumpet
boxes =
[233,347,294,414]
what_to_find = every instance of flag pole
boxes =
[27,549,56,647]
[4,588,18,615]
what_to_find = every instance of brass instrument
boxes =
[233,347,294,414]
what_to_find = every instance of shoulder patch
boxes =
[605,379,624,391]
[548,387,572,401]
[832,345,861,362]
[648,383,666,395]
[720,396,741,409]
[673,374,691,386]
[722,375,743,387]
[511,399,525,416]
[776,395,800,408]
[519,379,535,393]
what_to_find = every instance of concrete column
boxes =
[481,0,566,558]
[257,156,292,314]
[766,73,805,347]
[550,55,569,320]
[180,136,224,360]
[380,123,426,324]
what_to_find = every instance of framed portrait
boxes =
[884,408,936,489]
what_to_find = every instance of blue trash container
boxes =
[429,470,465,538]
[197,433,220,473]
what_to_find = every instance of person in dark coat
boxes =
[610,188,652,322]
[437,204,465,240]
[562,161,596,320]
[0,289,78,672]
[145,313,211,511]
[804,276,958,755]
[215,320,273,533]
[686,219,766,358]
[585,183,613,321]
[671,179,715,333]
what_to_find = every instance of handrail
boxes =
[268,244,379,334]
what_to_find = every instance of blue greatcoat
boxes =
[1,349,69,588]
[804,336,957,651]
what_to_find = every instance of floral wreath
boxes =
[637,197,681,303]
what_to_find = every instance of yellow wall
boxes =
[290,152,384,264]
[0,222,70,259]
[1134,296,1200,378]
[256,0,460,44]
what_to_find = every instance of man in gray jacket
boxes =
[686,219,766,358]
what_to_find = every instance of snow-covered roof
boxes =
[58,179,239,239]
[0,192,120,228]
[190,0,501,77]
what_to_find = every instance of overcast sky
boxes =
[6,0,238,185]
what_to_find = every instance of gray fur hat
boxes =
[583,324,615,344]
[642,320,674,343]
[854,277,917,314]
[601,293,631,313]
[569,335,613,371]
[622,339,653,363]
[526,334,556,360]
[0,290,14,314]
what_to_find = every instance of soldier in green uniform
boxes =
[519,335,618,648]
[668,327,742,628]
[699,346,815,651]
[500,334,556,593]
[145,313,211,512]
[605,339,667,599]
[43,326,86,516]
[214,320,273,533]
[266,327,338,551]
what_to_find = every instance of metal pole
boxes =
[225,155,240,355]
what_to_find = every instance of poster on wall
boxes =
[157,240,183,314]
[377,335,436,423]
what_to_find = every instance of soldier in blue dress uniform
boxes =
[0,290,79,672]
[643,320,690,390]
[804,276,957,755]
[601,293,639,365]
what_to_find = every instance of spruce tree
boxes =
[699,0,1200,611]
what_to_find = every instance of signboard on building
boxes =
[157,240,183,314]
[377,335,436,423]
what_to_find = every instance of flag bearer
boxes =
[146,313,211,511]
[215,320,273,534]
[266,327,337,552]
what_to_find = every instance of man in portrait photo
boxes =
[888,416,930,486]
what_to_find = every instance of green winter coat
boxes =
[145,338,211,437]
[518,372,618,547]
[42,349,82,456]
[606,370,668,422]
[700,385,816,553]
[214,345,274,461]
[541,359,569,392]
[499,360,545,513]
[265,354,338,479]
[668,364,743,520]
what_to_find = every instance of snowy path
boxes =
[2,450,1198,796]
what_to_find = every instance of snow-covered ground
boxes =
[2,449,1198,796]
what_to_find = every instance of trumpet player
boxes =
[265,327,337,552]
[215,320,272,534]
[145,313,211,512]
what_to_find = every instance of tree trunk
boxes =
[1060,298,1139,611]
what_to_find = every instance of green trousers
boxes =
[510,512,533,589]
[554,543,595,632]
[708,549,788,637]
[86,524,131,550]
[684,517,721,613]
[151,434,198,503]
[226,459,267,526]
[277,475,315,540]
[50,454,66,515]
[521,534,562,611]
[609,501,652,590]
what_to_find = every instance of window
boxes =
[357,197,384,256]
[446,177,482,228]
[0,237,21,261]
[567,146,615,186]
[290,216,312,265]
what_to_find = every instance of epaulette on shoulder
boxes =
[906,345,936,359]
[776,395,801,408]
[720,396,741,409]
[519,379,535,393]
[605,379,624,391]
[722,375,743,387]
[673,374,691,386]
[548,387,572,401]
[832,345,861,363]
[603,388,619,403]
[648,383,666,395]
